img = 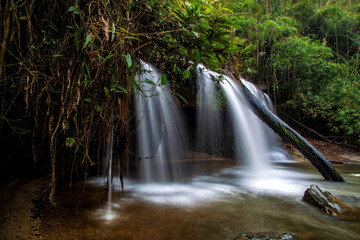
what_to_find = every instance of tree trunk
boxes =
[225,72,345,182]
[0,0,11,79]
[266,0,271,14]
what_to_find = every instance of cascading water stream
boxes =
[104,124,116,220]
[221,76,272,173]
[242,79,290,162]
[195,65,272,176]
[195,64,224,155]
[242,79,274,112]
[134,61,189,182]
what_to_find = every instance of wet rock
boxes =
[302,184,360,220]
[232,232,294,240]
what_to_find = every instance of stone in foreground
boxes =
[302,184,360,220]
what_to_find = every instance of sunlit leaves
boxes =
[182,69,190,79]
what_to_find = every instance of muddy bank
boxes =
[0,177,47,239]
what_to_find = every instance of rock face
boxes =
[302,184,360,220]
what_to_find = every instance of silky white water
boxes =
[195,65,274,176]
[195,64,224,155]
[242,79,290,163]
[133,61,189,182]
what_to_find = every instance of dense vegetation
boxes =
[1,0,359,201]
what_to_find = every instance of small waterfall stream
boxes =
[133,61,189,182]
[242,79,290,163]
[195,65,272,175]
[195,64,224,155]
[103,124,116,220]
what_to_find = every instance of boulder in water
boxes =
[302,184,360,220]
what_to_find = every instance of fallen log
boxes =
[225,72,345,182]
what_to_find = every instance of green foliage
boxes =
[288,76,360,141]
[258,17,297,44]
[273,36,337,88]
[289,1,360,60]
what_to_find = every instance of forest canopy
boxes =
[1,0,359,201]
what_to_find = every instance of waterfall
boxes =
[134,61,189,182]
[133,62,288,183]
[195,64,224,155]
[242,79,290,162]
[103,124,116,220]
[195,65,272,174]
[242,79,274,112]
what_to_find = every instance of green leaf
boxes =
[227,47,243,53]
[118,86,128,94]
[130,78,142,93]
[97,54,105,61]
[19,16,28,20]
[161,74,167,85]
[122,54,132,68]
[105,54,116,60]
[195,49,200,60]
[52,54,63,58]
[192,59,200,70]
[84,34,92,49]
[119,28,130,34]
[112,83,128,93]
[176,67,182,73]
[145,79,156,85]
[67,6,76,12]
[124,36,140,40]
[183,69,190,79]
[104,86,109,96]
[84,98,92,103]
[174,92,188,104]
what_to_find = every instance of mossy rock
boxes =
[303,184,360,220]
